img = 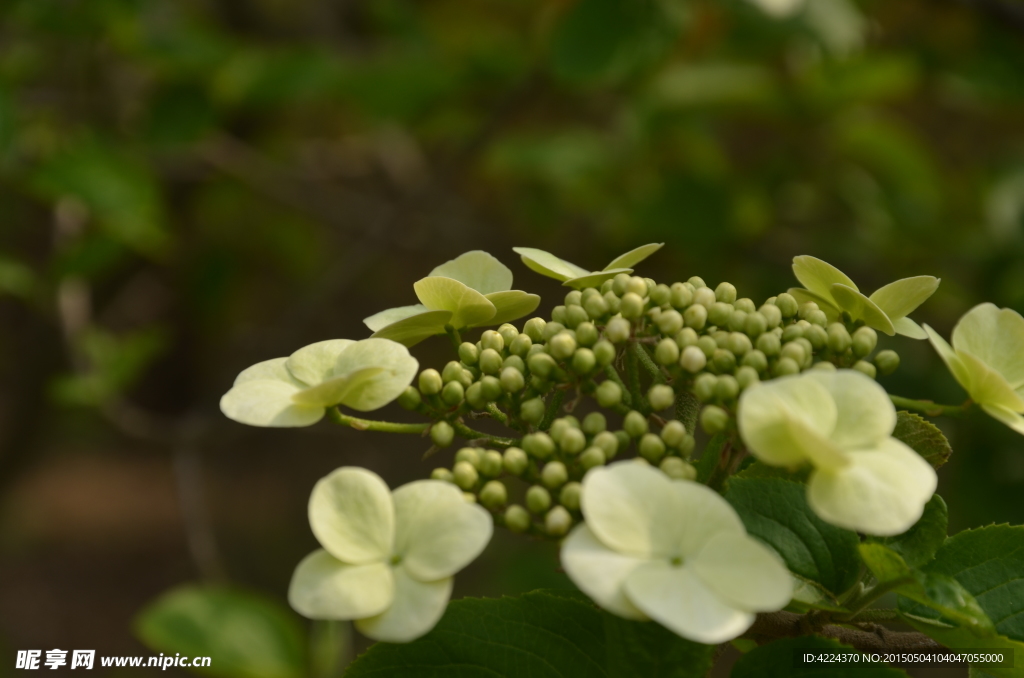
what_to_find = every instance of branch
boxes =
[889,395,972,418]
[744,611,944,653]
[328,409,431,434]
[451,420,520,448]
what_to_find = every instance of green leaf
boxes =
[369,310,454,347]
[413,276,497,329]
[694,433,728,484]
[512,247,591,281]
[892,412,953,469]
[564,268,632,289]
[604,243,664,271]
[429,250,513,295]
[731,636,908,677]
[364,305,432,333]
[134,585,305,678]
[724,476,861,597]
[0,255,37,299]
[830,283,896,335]
[344,589,714,678]
[791,255,858,300]
[869,494,948,568]
[868,276,940,321]
[897,617,1024,678]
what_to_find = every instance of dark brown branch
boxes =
[745,611,944,653]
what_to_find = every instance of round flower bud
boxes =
[813,361,837,371]
[611,272,631,296]
[526,485,552,514]
[431,467,454,483]
[455,447,481,468]
[852,326,878,357]
[693,286,716,308]
[715,375,740,402]
[775,293,799,318]
[772,357,801,377]
[675,327,699,348]
[659,420,686,449]
[571,348,596,375]
[727,332,753,356]
[522,432,556,459]
[442,380,465,406]
[781,323,804,344]
[520,397,545,425]
[443,361,465,384]
[655,309,684,336]
[874,349,900,376]
[524,317,547,342]
[579,446,606,470]
[623,276,647,297]
[688,276,707,289]
[742,349,768,373]
[639,433,666,463]
[541,321,566,341]
[670,283,693,308]
[430,420,455,447]
[549,332,577,360]
[680,433,696,457]
[736,365,760,390]
[707,302,733,327]
[679,345,707,373]
[509,333,533,357]
[503,355,525,373]
[827,323,852,354]
[619,293,645,320]
[715,282,737,304]
[566,304,590,329]
[480,375,503,402]
[614,429,631,452]
[624,410,649,438]
[498,323,519,346]
[683,304,708,330]
[480,329,505,353]
[502,446,529,476]
[575,322,599,347]
[550,305,568,325]
[480,480,507,508]
[458,342,480,365]
[759,304,782,329]
[696,335,717,358]
[735,298,756,313]
[564,289,583,307]
[694,373,718,402]
[804,324,828,350]
[589,339,613,367]
[712,348,737,374]
[807,309,828,327]
[465,382,485,409]
[558,427,587,456]
[541,461,569,489]
[727,310,748,333]
[780,341,807,365]
[701,405,730,434]
[479,450,504,477]
[744,312,768,339]
[798,302,820,320]
[853,360,877,379]
[650,284,671,307]
[397,386,422,411]
[500,366,525,393]
[592,430,619,459]
[582,412,607,436]
[648,384,675,411]
[583,294,610,320]
[479,348,503,375]
[655,338,680,366]
[504,505,530,533]
[545,506,572,537]
[603,290,621,315]
[419,369,443,395]
[596,380,623,407]
[660,457,697,481]
[453,460,478,489]
[559,482,583,511]
[756,332,781,357]
[713,331,731,349]
[528,352,557,378]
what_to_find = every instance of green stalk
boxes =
[625,344,649,414]
[444,324,462,352]
[329,409,430,434]
[451,420,519,448]
[889,395,972,418]
[604,364,632,407]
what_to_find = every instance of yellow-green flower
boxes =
[513,243,664,289]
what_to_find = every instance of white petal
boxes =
[807,439,937,537]
[690,533,793,612]
[220,380,324,427]
[893,316,928,340]
[560,525,648,620]
[563,269,631,290]
[481,291,541,326]
[355,566,452,643]
[791,255,858,299]
[804,369,896,448]
[392,480,493,581]
[286,340,356,386]
[624,561,754,644]
[958,350,1024,412]
[830,284,895,336]
[512,247,591,281]
[788,287,842,321]
[334,338,419,412]
[868,276,940,322]
[605,243,664,271]
[429,250,513,295]
[924,324,973,393]
[288,549,394,620]
[364,304,432,333]
[413,276,496,329]
[580,462,684,559]
[309,467,395,564]
[981,403,1024,436]
[234,357,303,387]
[291,367,387,407]
[671,481,745,559]
[952,303,1024,390]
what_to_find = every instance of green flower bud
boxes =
[453,460,478,489]
[874,349,899,375]
[508,333,532,358]
[694,373,718,402]
[693,287,716,308]
[648,384,675,411]
[715,374,739,401]
[465,382,485,409]
[592,430,619,459]
[713,331,731,349]
[650,284,671,307]
[610,272,629,296]
[480,480,507,508]
[560,482,582,511]
[650,339,677,368]
[564,289,583,307]
[582,412,607,435]
[658,421,685,449]
[528,352,557,378]
[596,380,623,407]
[708,302,733,327]
[775,293,799,318]
[807,309,828,327]
[624,410,649,438]
[455,447,481,468]
[480,375,503,401]
[545,506,572,536]
[480,450,503,477]
[429,420,454,447]
[527,343,546,356]
[759,304,782,329]
[582,294,610,320]
[419,369,443,395]
[481,329,505,353]
[530,375,550,391]
[726,310,747,333]
[431,467,454,483]
[520,397,545,425]
[798,302,820,320]
[551,305,568,325]
[444,361,464,383]
[526,485,552,513]
[804,324,828,350]
[772,356,800,377]
[688,276,707,288]
[503,447,529,476]
[571,348,596,375]
[696,335,717,358]
[498,323,519,346]
[565,304,590,329]
[397,386,422,411]
[683,304,708,330]
[442,380,465,405]
[680,434,696,457]
[736,365,760,390]
[655,310,684,337]
[458,342,480,365]
[812,361,837,371]
[548,332,576,361]
[523,432,556,459]
[558,427,587,455]
[712,348,737,374]
[735,298,756,313]
[727,332,753,356]
[853,360,877,379]
[504,504,531,533]
[714,282,737,304]
[781,324,804,344]
[624,276,648,297]
[541,321,566,341]
[479,348,503,375]
[742,349,768,373]
[701,405,730,434]
[541,461,569,489]
[524,317,547,342]
[586,340,611,368]
[619,292,645,320]
[660,457,697,481]
[677,345,705,374]
[503,355,525,373]
[852,326,878,357]
[579,446,606,470]
[614,429,631,453]
[744,312,768,339]
[780,341,807,365]
[639,433,666,463]
[500,366,525,393]
[756,332,781,356]
[670,283,693,308]
[675,327,699,348]
[573,321,598,347]
[827,323,852,353]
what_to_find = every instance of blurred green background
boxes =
[2,0,1024,673]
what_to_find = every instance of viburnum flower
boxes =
[789,255,939,339]
[925,303,1024,435]
[738,369,937,536]
[289,468,492,642]
[560,462,792,644]
[364,251,540,346]
[220,338,417,427]
[513,243,664,289]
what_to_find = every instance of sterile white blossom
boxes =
[513,243,664,290]
[560,461,792,644]
[289,467,493,642]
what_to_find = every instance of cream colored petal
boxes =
[690,533,793,612]
[580,462,685,559]
[868,276,940,321]
[804,369,896,448]
[624,561,754,644]
[220,380,324,428]
[334,339,419,412]
[671,481,746,559]
[364,304,432,333]
[924,324,972,393]
[286,340,357,386]
[512,247,591,281]
[830,284,895,336]
[806,439,937,537]
[370,310,453,347]
[234,357,303,387]
[952,303,1024,390]
[413,276,497,329]
[893,316,928,340]
[288,550,394,620]
[291,367,387,407]
[605,243,664,271]
[309,467,395,564]
[481,291,541,326]
[430,250,513,295]
[564,269,633,290]
[792,255,858,298]
[958,350,1024,412]
[981,403,1024,436]
[788,287,841,320]
[392,480,493,581]
[355,567,452,643]
[560,525,648,620]
[737,376,839,468]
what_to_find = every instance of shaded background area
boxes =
[1,0,1023,674]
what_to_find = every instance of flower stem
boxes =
[836,577,914,621]
[632,341,665,384]
[328,409,431,434]
[625,344,649,414]
[604,364,632,408]
[889,395,972,418]
[540,389,566,430]
[451,420,520,448]
[844,608,902,624]
[444,324,462,352]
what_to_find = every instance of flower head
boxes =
[790,255,939,338]
[364,251,540,346]
[738,369,937,536]
[925,303,1024,435]
[513,243,664,289]
[220,338,417,427]
[560,461,792,644]
[289,467,493,642]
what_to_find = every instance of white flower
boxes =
[288,467,493,642]
[738,369,937,536]
[925,303,1024,435]
[220,338,418,427]
[513,243,663,289]
[560,462,792,644]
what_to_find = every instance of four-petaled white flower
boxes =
[289,467,493,642]
[364,250,540,347]
[560,461,792,644]
[220,338,417,427]
[790,255,939,339]
[513,243,664,289]
[738,369,937,536]
[925,303,1024,436]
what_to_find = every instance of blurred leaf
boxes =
[646,64,776,109]
[51,326,166,406]
[212,48,343,108]
[0,255,36,299]
[869,494,948,568]
[892,411,953,469]
[144,84,217,147]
